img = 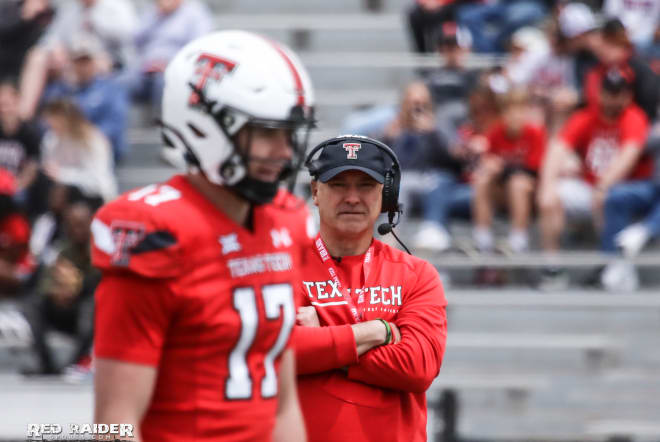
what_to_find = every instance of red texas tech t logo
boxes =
[110,221,146,267]
[189,53,237,106]
[343,143,361,159]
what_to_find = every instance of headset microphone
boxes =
[377,223,392,235]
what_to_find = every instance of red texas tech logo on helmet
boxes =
[189,53,237,106]
[343,143,361,159]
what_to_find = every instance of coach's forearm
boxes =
[293,325,358,374]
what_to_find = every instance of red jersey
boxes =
[91,175,314,442]
[486,122,546,171]
[292,238,447,442]
[559,105,650,183]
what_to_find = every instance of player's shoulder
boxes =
[261,189,317,239]
[91,175,202,278]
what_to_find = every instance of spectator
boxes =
[472,87,546,253]
[423,22,480,140]
[0,78,42,213]
[537,68,653,287]
[457,0,548,53]
[18,0,137,119]
[603,0,660,56]
[528,19,583,134]
[45,35,129,163]
[0,0,54,80]
[382,82,465,250]
[130,0,214,116]
[554,2,601,95]
[22,200,99,376]
[407,0,471,53]
[0,169,34,296]
[41,99,117,202]
[585,18,660,122]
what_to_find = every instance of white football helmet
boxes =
[161,30,315,203]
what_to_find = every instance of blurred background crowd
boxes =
[0,0,658,387]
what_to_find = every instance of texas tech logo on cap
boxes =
[189,53,237,106]
[343,143,361,159]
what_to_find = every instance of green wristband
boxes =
[377,318,392,345]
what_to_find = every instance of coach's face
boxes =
[312,170,383,236]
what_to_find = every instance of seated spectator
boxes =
[603,0,660,58]
[382,82,465,250]
[472,87,546,253]
[457,0,547,53]
[0,78,43,215]
[423,22,480,140]
[41,99,117,202]
[553,2,600,97]
[407,0,470,53]
[0,0,54,80]
[528,17,585,134]
[0,169,34,296]
[44,35,129,163]
[130,0,214,117]
[22,199,99,376]
[585,18,659,122]
[537,68,653,287]
[18,0,137,119]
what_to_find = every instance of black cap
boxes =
[602,67,633,94]
[307,136,392,183]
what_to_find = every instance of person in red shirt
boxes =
[471,87,546,253]
[0,167,33,295]
[92,31,316,442]
[293,135,448,442]
[538,67,653,288]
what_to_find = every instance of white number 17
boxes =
[226,283,295,400]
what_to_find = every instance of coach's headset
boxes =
[305,135,409,251]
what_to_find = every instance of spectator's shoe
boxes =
[601,259,639,292]
[412,222,451,252]
[538,267,570,291]
[62,355,94,384]
[615,223,651,257]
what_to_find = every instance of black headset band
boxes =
[304,135,401,174]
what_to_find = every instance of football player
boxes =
[91,31,315,441]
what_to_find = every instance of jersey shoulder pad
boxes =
[91,184,187,278]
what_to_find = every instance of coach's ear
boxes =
[310,180,319,207]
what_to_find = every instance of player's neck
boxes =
[186,173,252,228]
[319,226,373,258]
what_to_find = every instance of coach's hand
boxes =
[389,322,401,345]
[296,306,320,327]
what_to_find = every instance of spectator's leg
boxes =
[457,2,501,53]
[421,171,461,228]
[601,180,656,252]
[539,179,571,253]
[22,296,59,374]
[69,296,94,366]
[506,172,535,252]
[472,167,498,251]
[407,4,429,53]
[497,0,547,51]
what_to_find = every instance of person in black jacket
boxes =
[382,81,469,251]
